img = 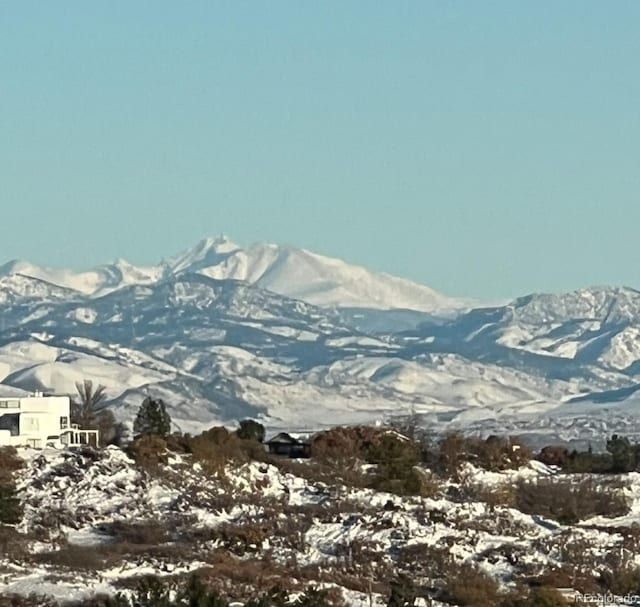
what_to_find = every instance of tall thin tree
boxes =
[72,380,118,446]
[72,380,107,428]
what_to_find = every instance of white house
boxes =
[0,392,99,449]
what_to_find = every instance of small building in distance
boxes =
[265,432,311,458]
[0,392,99,449]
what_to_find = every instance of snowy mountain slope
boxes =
[0,258,161,296]
[0,273,81,305]
[1,240,640,444]
[165,237,467,313]
[0,276,542,432]
[407,287,640,376]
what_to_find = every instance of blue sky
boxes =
[1,2,638,299]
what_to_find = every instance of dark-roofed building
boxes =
[265,432,311,458]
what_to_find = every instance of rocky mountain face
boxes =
[0,240,639,445]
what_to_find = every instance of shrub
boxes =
[0,525,29,558]
[101,520,170,545]
[557,435,640,474]
[464,481,516,510]
[598,549,640,595]
[443,561,502,607]
[311,426,371,460]
[128,435,169,471]
[215,521,269,556]
[515,477,630,524]
[86,574,337,607]
[386,574,416,607]
[396,543,451,581]
[501,587,570,606]
[237,420,266,443]
[0,446,23,483]
[472,435,532,471]
[537,446,569,467]
[432,432,467,479]
[292,587,335,607]
[34,544,108,571]
[189,426,253,474]
[0,595,58,607]
[606,435,640,473]
[164,432,193,454]
[0,483,22,525]
[562,449,612,474]
[306,425,431,490]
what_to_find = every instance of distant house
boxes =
[265,432,311,458]
[0,392,99,449]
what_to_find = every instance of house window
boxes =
[60,416,69,429]
[0,413,19,436]
[0,400,19,409]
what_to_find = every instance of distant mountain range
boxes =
[1,237,639,447]
[0,236,467,312]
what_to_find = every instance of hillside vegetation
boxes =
[0,422,638,606]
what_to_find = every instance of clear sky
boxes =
[1,2,638,300]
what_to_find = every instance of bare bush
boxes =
[0,447,23,483]
[442,560,502,607]
[101,520,170,545]
[127,435,169,471]
[515,477,630,524]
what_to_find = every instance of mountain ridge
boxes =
[1,241,639,446]
[1,237,468,313]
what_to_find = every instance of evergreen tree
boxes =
[236,419,266,443]
[133,398,172,438]
[367,434,422,495]
[607,434,636,473]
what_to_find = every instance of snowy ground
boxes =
[0,445,637,605]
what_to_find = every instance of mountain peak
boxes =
[161,238,467,313]
[166,235,241,275]
[198,234,239,253]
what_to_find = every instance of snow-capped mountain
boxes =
[0,241,639,445]
[164,236,467,313]
[0,258,161,297]
[1,236,467,313]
